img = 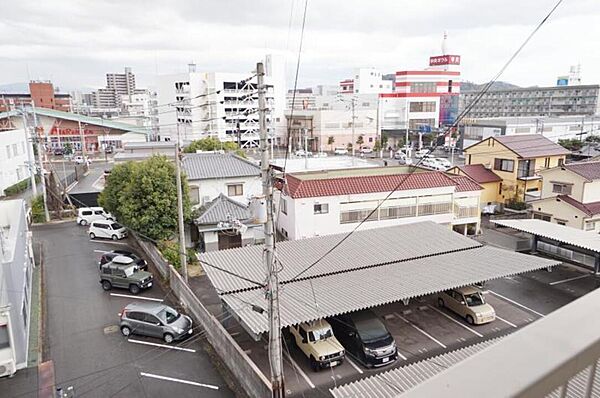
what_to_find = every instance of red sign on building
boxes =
[429,55,461,66]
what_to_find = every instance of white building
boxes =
[156,54,286,146]
[339,68,393,95]
[0,199,35,376]
[0,129,33,196]
[276,166,482,240]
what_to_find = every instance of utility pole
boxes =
[78,119,87,160]
[20,107,38,196]
[351,96,356,163]
[258,62,283,398]
[31,104,50,222]
[175,119,188,283]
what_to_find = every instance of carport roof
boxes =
[199,221,482,294]
[329,338,501,398]
[492,219,600,253]
[222,246,559,335]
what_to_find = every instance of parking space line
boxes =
[549,274,589,286]
[345,357,364,374]
[395,350,408,361]
[128,339,196,353]
[394,312,446,349]
[488,290,545,317]
[90,239,128,245]
[426,306,483,338]
[110,293,163,302]
[495,315,518,328]
[140,372,218,390]
[282,348,315,389]
[93,250,107,253]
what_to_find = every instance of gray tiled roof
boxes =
[494,134,570,158]
[195,194,250,225]
[330,338,501,398]
[182,153,260,181]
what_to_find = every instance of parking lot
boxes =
[35,222,234,398]
[225,261,599,397]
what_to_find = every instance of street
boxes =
[34,221,235,398]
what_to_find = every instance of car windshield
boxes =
[110,223,123,230]
[158,307,181,324]
[354,317,389,343]
[464,292,485,307]
[309,326,333,342]
[123,266,136,277]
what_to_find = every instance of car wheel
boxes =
[466,315,475,325]
[129,284,140,295]
[102,280,112,291]
[120,326,131,337]
[438,298,445,308]
[89,232,96,239]
[310,356,319,372]
[164,333,174,344]
[111,234,118,241]
[80,219,87,226]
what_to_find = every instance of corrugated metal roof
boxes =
[182,153,260,181]
[492,219,600,253]
[222,246,559,335]
[195,194,250,225]
[330,338,501,398]
[200,221,482,294]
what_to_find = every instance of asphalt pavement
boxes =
[33,221,235,398]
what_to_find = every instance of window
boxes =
[126,311,144,321]
[281,199,287,215]
[409,102,436,112]
[585,221,596,231]
[409,118,435,130]
[0,324,10,349]
[558,158,564,166]
[533,213,551,222]
[517,160,535,178]
[227,184,243,196]
[298,326,308,341]
[544,157,550,168]
[410,82,437,93]
[5,145,10,159]
[82,210,92,216]
[552,183,572,195]
[448,80,453,93]
[494,158,515,172]
[556,219,567,226]
[12,143,18,156]
[314,203,329,214]
[368,137,373,143]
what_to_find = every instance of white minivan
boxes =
[88,221,127,240]
[77,207,114,226]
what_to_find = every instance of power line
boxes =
[286,0,565,283]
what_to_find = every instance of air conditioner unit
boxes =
[0,359,16,378]
[484,163,492,169]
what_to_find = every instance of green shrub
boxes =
[505,198,527,211]
[4,177,36,196]
[30,195,46,223]
[157,239,197,270]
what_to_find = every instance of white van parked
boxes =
[88,221,127,240]
[77,207,114,226]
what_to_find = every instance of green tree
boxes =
[63,143,73,155]
[184,137,240,153]
[346,142,353,152]
[373,139,382,153]
[356,135,364,147]
[327,136,335,151]
[558,138,582,151]
[585,135,600,144]
[381,133,389,150]
[98,155,191,240]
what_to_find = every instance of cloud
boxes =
[0,0,599,91]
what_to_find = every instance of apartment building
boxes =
[276,166,482,240]
[106,67,136,97]
[0,82,71,113]
[464,134,570,202]
[156,55,286,145]
[0,129,32,196]
[460,85,600,118]
[0,199,35,376]
[339,67,393,95]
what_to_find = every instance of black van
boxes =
[329,310,397,368]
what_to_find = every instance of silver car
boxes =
[119,302,193,343]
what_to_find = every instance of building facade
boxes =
[460,85,600,118]
[276,167,482,240]
[339,68,393,95]
[0,82,71,113]
[0,199,35,376]
[448,164,502,207]
[0,129,33,196]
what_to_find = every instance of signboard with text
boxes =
[429,55,461,66]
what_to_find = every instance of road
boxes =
[34,222,235,398]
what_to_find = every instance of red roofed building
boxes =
[276,166,482,240]
[448,164,503,207]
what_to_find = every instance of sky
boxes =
[1,0,599,93]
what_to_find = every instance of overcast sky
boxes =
[1,0,599,92]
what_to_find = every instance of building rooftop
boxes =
[270,156,379,173]
[462,84,600,93]
[195,194,250,225]
[446,174,484,192]
[494,134,570,158]
[562,161,600,181]
[555,195,600,217]
[451,164,502,184]
[181,153,260,181]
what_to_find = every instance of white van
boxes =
[88,221,127,240]
[77,207,114,226]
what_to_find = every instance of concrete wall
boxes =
[539,167,586,201]
[530,197,587,229]
[582,180,600,203]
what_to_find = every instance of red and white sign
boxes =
[429,55,461,66]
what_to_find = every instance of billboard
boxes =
[439,94,459,126]
[556,77,569,86]
[429,55,461,66]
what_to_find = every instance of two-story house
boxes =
[464,135,570,203]
[531,161,600,231]
[181,153,263,251]
[275,166,483,240]
[447,164,503,208]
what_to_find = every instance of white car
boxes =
[77,207,114,226]
[434,158,452,170]
[73,155,85,164]
[333,147,348,155]
[89,220,127,240]
[295,149,313,157]
[360,147,373,154]
[414,149,430,159]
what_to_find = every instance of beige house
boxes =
[531,161,600,231]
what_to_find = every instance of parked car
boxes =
[73,155,85,164]
[119,302,193,343]
[53,147,64,156]
[394,152,412,165]
[289,320,345,371]
[104,145,114,154]
[414,149,430,159]
[437,286,496,325]
[77,207,114,226]
[333,147,348,155]
[329,310,398,368]
[100,261,153,294]
[295,149,313,157]
[88,220,127,240]
[359,147,373,154]
[434,158,452,169]
[420,158,439,169]
[99,250,147,271]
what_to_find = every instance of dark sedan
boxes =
[98,250,148,271]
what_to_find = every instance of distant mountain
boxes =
[0,82,29,94]
[461,81,521,92]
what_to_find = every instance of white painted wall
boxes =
[0,129,32,196]
[188,175,262,205]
